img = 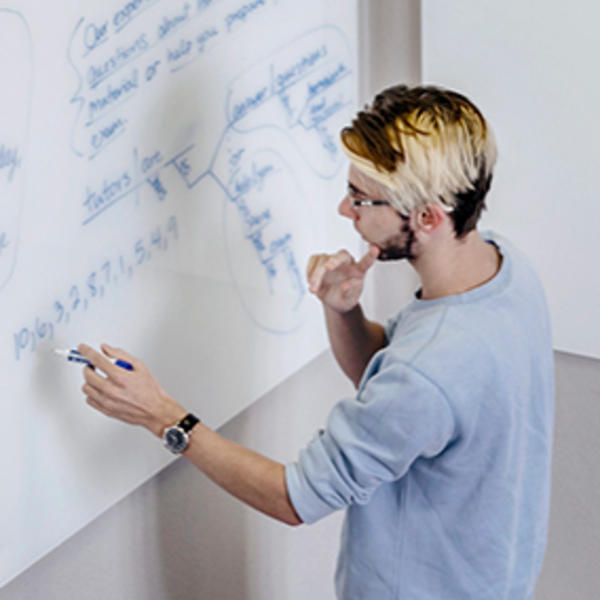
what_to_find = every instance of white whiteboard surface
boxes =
[0,0,359,585]
[422,0,600,359]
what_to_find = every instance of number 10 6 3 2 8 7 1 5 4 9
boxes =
[13,215,178,361]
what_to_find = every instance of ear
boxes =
[414,204,446,233]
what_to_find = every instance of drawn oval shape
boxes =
[0,10,33,291]
[223,146,310,334]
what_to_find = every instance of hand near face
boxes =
[306,245,379,313]
[78,343,186,437]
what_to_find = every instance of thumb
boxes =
[356,244,380,272]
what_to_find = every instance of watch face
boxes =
[164,427,188,453]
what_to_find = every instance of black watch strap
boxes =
[178,413,200,433]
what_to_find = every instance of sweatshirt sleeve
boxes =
[285,356,455,524]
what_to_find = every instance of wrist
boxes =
[161,412,201,455]
[324,302,363,319]
[149,395,188,438]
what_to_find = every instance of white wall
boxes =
[2,3,598,599]
[3,351,353,600]
[1,3,421,599]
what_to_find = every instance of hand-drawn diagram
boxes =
[11,0,355,358]
[53,1,351,336]
[0,10,32,291]
[1,0,358,588]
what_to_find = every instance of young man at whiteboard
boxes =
[78,85,554,599]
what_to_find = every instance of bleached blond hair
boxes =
[341,85,497,237]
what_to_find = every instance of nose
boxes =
[338,194,357,220]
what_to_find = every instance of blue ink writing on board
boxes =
[221,149,303,305]
[273,45,327,92]
[196,27,218,52]
[0,145,21,181]
[147,174,167,200]
[87,69,139,124]
[315,123,337,157]
[83,171,133,219]
[278,92,293,120]
[13,215,179,361]
[0,232,9,255]
[82,143,188,223]
[87,33,148,89]
[225,0,266,32]
[64,16,353,332]
[231,161,275,195]
[167,38,193,64]
[158,3,191,40]
[90,117,127,155]
[71,0,270,158]
[307,62,348,98]
[145,59,161,81]
[113,0,159,34]
[196,0,214,12]
[305,97,346,128]
[140,150,163,173]
[232,86,269,122]
[83,21,109,54]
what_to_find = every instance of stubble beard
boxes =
[377,221,416,261]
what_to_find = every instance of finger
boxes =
[356,245,380,272]
[78,343,121,378]
[307,255,326,291]
[309,251,353,293]
[309,261,336,293]
[324,249,353,272]
[83,383,140,422]
[101,344,141,369]
[306,254,321,280]
[83,364,115,393]
[83,382,115,415]
[85,394,113,418]
[308,258,331,293]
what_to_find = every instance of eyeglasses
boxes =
[347,183,391,208]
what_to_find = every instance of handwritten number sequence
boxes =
[13,216,178,360]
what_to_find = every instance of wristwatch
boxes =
[162,413,200,454]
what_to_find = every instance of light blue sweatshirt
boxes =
[286,233,554,599]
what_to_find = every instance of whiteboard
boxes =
[422,0,600,359]
[0,0,360,585]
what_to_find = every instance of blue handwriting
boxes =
[90,117,127,157]
[0,144,22,182]
[273,45,327,93]
[158,3,191,40]
[0,232,9,255]
[223,155,302,302]
[13,215,178,361]
[87,33,148,89]
[167,38,193,63]
[83,21,109,54]
[232,86,269,122]
[83,145,178,224]
[83,171,133,219]
[196,26,218,53]
[141,149,163,173]
[225,0,266,32]
[307,62,348,98]
[87,69,139,124]
[113,0,160,33]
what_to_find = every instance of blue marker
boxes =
[54,348,134,371]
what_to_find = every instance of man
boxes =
[79,85,554,599]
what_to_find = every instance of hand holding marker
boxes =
[54,348,134,371]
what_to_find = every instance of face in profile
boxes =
[340,165,417,262]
